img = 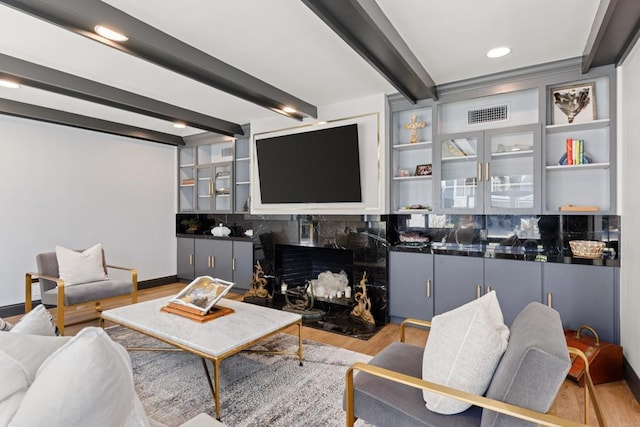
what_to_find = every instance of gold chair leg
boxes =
[95,301,102,312]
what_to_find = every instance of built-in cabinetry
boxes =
[434,125,541,214]
[389,101,434,213]
[178,139,235,213]
[543,263,617,343]
[176,236,253,291]
[389,251,618,343]
[543,74,615,214]
[432,255,541,326]
[234,134,251,213]
[389,65,616,216]
[388,251,434,323]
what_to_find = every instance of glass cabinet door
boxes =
[213,162,233,213]
[437,133,482,213]
[484,125,540,213]
[196,166,212,212]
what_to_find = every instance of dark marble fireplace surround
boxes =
[176,212,620,337]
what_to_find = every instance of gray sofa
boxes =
[345,302,604,426]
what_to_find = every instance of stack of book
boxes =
[565,138,585,165]
[181,178,195,185]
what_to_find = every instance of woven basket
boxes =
[569,240,605,258]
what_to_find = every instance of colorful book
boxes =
[566,138,573,165]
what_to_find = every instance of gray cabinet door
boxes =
[194,239,214,278]
[212,239,234,282]
[177,237,195,280]
[232,240,254,292]
[484,258,542,326]
[389,251,434,322]
[543,263,617,344]
[434,255,484,315]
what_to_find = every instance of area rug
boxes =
[106,327,372,427]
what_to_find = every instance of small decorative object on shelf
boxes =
[559,204,599,212]
[551,82,596,124]
[569,240,606,259]
[244,261,272,305]
[211,223,231,237]
[398,168,410,177]
[415,164,432,176]
[350,272,375,328]
[559,138,590,165]
[403,114,426,144]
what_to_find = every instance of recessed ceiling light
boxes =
[0,79,20,89]
[316,121,328,125]
[487,46,511,58]
[94,25,128,42]
[173,123,187,129]
[282,106,297,114]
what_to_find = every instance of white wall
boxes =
[0,115,177,307]
[250,93,388,215]
[619,41,640,372]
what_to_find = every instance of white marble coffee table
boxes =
[101,296,302,421]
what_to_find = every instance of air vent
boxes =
[467,104,509,125]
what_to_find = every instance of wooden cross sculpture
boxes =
[404,114,426,144]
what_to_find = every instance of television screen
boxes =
[256,124,362,204]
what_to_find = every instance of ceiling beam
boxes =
[0,0,317,121]
[0,97,184,146]
[0,53,243,137]
[303,0,437,102]
[582,0,640,73]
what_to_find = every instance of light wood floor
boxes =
[9,282,640,426]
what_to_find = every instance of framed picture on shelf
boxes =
[550,82,596,125]
[415,164,432,176]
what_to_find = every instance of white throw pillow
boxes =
[0,350,28,426]
[10,305,57,336]
[55,243,107,286]
[422,291,510,414]
[9,327,150,427]
[0,317,12,331]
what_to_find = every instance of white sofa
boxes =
[0,317,222,426]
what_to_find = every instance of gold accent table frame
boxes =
[101,296,303,421]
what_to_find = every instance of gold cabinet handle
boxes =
[189,253,193,265]
[207,255,212,268]
[547,292,552,308]
[485,162,490,182]
[486,286,492,294]
[476,285,481,299]
[477,162,482,182]
[426,279,431,299]
[211,256,215,269]
[209,182,214,195]
[232,258,237,271]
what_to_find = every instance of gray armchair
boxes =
[345,302,606,427]
[25,250,137,335]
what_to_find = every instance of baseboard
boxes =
[137,275,179,290]
[0,275,179,318]
[624,357,640,404]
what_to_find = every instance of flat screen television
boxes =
[255,124,362,204]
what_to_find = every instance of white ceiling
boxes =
[0,0,601,138]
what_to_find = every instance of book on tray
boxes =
[170,276,235,314]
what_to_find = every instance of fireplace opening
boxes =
[272,244,385,340]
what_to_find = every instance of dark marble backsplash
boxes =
[389,213,620,263]
[176,212,620,265]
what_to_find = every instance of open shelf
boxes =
[392,141,432,151]
[545,119,610,134]
[393,175,432,181]
[546,162,610,171]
